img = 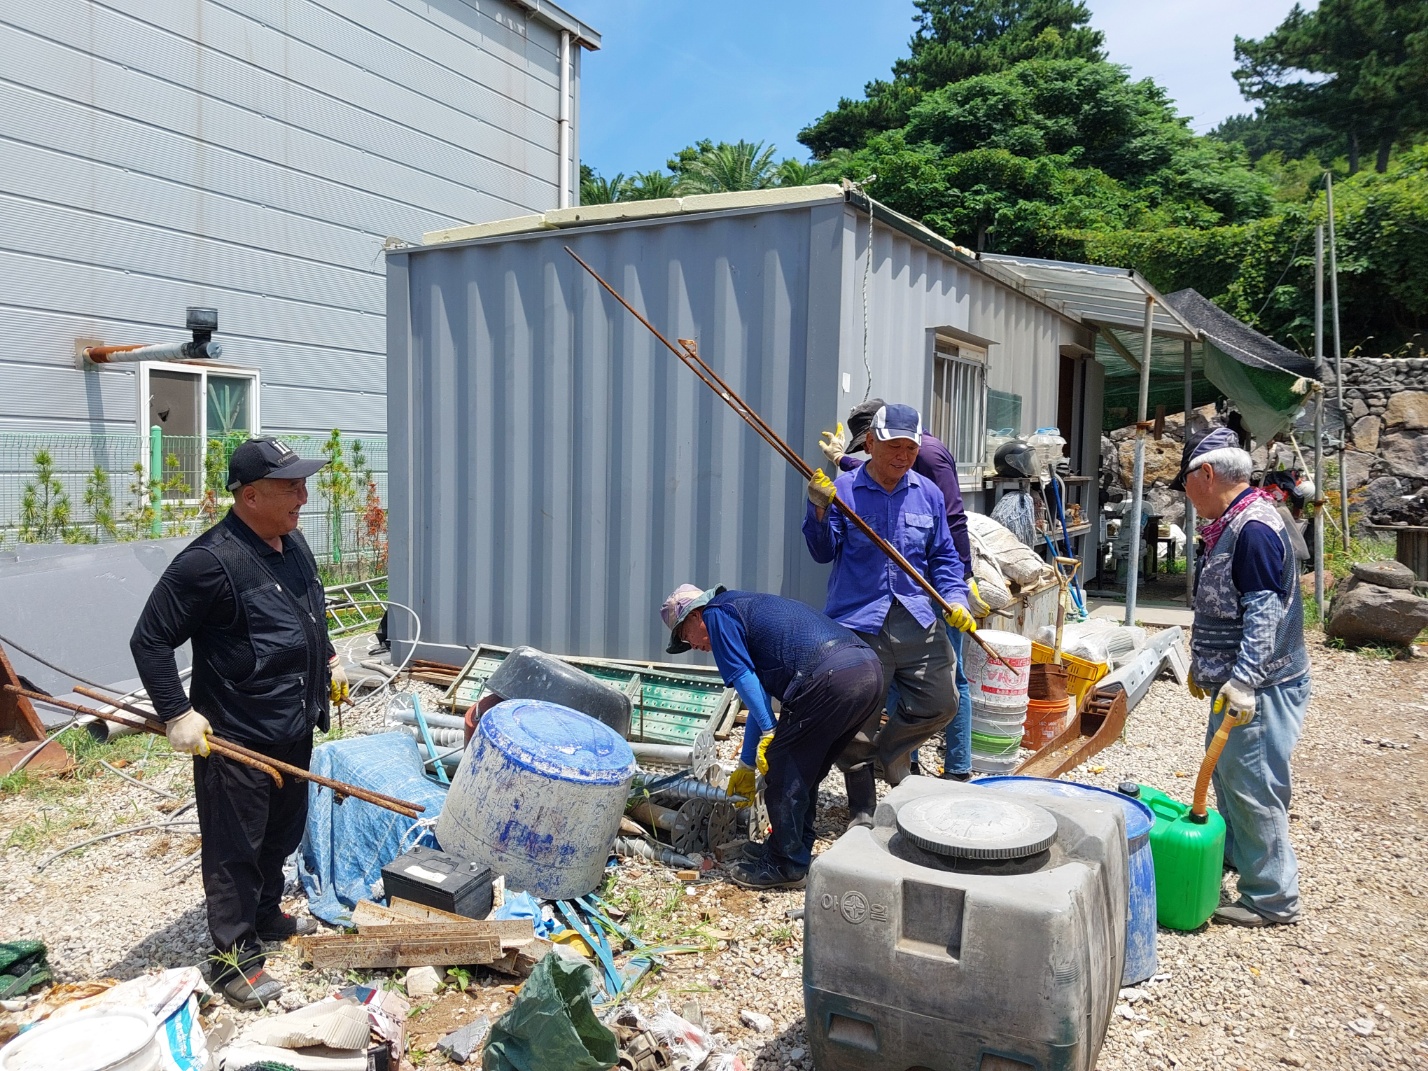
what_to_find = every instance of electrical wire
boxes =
[856,175,878,402]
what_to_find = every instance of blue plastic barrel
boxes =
[435,699,636,900]
[975,775,1158,985]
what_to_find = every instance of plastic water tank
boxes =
[486,646,632,738]
[436,699,636,900]
[804,776,1126,1071]
[977,776,1158,985]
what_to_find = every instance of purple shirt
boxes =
[840,432,973,582]
[803,462,969,633]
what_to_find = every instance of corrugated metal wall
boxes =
[388,198,1083,661]
[0,0,576,435]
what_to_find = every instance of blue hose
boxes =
[1045,477,1087,619]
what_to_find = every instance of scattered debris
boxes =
[739,1009,774,1033]
[436,1014,491,1063]
[403,966,442,998]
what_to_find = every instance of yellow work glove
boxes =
[967,578,991,618]
[1187,668,1209,702]
[807,468,836,510]
[166,709,213,757]
[727,762,757,809]
[755,731,774,776]
[818,422,847,466]
[943,602,977,633]
[329,658,350,705]
[1213,679,1256,726]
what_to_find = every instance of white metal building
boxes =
[1,0,597,455]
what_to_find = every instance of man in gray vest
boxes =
[131,438,347,1006]
[1173,425,1310,927]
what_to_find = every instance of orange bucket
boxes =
[1023,696,1075,749]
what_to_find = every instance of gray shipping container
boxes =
[386,187,1096,662]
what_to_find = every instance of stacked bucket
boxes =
[963,631,1033,773]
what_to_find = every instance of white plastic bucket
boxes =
[963,630,1032,713]
[0,1007,160,1071]
[971,710,1027,737]
[970,751,1022,775]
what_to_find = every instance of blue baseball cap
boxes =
[871,403,923,446]
[1170,425,1241,492]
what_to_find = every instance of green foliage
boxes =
[1233,0,1428,173]
[83,465,117,542]
[19,450,73,543]
[1211,110,1337,165]
[201,432,245,525]
[800,0,1105,156]
[674,140,779,194]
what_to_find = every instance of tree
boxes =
[1234,0,1428,173]
[673,140,780,194]
[799,0,1105,156]
[623,170,678,200]
[579,165,627,205]
[1210,110,1337,164]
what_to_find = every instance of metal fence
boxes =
[0,430,388,572]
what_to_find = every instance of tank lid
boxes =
[479,699,636,785]
[896,795,1058,860]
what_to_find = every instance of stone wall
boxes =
[1324,358,1428,492]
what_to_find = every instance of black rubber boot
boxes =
[843,765,877,831]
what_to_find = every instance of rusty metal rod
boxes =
[71,685,425,817]
[563,245,1014,673]
[7,685,284,788]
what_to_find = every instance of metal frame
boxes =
[324,575,388,636]
[135,360,261,490]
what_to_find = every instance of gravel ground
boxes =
[3,636,1425,1070]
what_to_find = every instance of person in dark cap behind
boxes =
[1174,425,1310,927]
[130,437,347,1006]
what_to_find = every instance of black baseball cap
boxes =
[846,397,887,453]
[226,437,327,491]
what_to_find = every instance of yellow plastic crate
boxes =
[1031,642,1108,703]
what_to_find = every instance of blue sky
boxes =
[572,0,1309,178]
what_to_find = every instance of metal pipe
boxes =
[1183,337,1197,607]
[628,800,679,833]
[404,724,466,747]
[629,740,695,766]
[564,246,1016,673]
[1313,226,1326,622]
[393,707,467,731]
[1123,294,1155,625]
[84,340,221,364]
[649,776,734,804]
[558,30,571,208]
[1326,173,1349,550]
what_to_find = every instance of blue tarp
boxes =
[298,731,449,925]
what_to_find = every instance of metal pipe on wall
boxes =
[557,30,571,208]
[1123,294,1155,625]
[1183,338,1196,607]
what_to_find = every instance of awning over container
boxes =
[978,254,1320,441]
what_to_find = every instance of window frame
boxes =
[928,334,987,481]
[135,361,262,492]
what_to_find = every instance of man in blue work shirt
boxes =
[820,398,990,780]
[803,403,976,829]
[1175,425,1310,927]
[661,585,884,891]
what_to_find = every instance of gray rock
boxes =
[740,1009,774,1032]
[1359,476,1404,522]
[1378,427,1428,481]
[1326,579,1428,646]
[1351,415,1382,452]
[1384,391,1428,429]
[1341,450,1378,490]
[437,1016,491,1063]
[1351,560,1416,590]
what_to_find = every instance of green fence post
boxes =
[149,425,163,538]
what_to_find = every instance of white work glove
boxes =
[329,657,349,705]
[166,709,213,757]
[1214,679,1256,726]
[943,602,977,633]
[807,468,836,510]
[818,422,848,466]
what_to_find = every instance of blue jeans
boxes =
[900,624,971,776]
[1204,674,1309,923]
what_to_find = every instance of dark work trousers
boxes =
[764,645,884,873]
[193,735,312,982]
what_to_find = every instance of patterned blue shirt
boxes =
[802,463,968,633]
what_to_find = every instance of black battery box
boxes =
[380,845,493,919]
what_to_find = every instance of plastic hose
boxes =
[1191,711,1236,821]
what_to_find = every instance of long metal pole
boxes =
[565,245,1017,672]
[1123,294,1155,625]
[1326,173,1349,549]
[1313,226,1326,621]
[1183,338,1196,607]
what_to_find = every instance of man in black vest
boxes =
[131,437,347,1008]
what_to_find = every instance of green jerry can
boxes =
[1136,784,1225,930]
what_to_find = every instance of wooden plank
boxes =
[354,922,534,945]
[299,933,501,969]
[388,897,480,925]
[350,900,409,928]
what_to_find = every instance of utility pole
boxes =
[1326,173,1349,550]
[1313,225,1325,623]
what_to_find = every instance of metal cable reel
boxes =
[705,801,738,851]
[671,799,711,855]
